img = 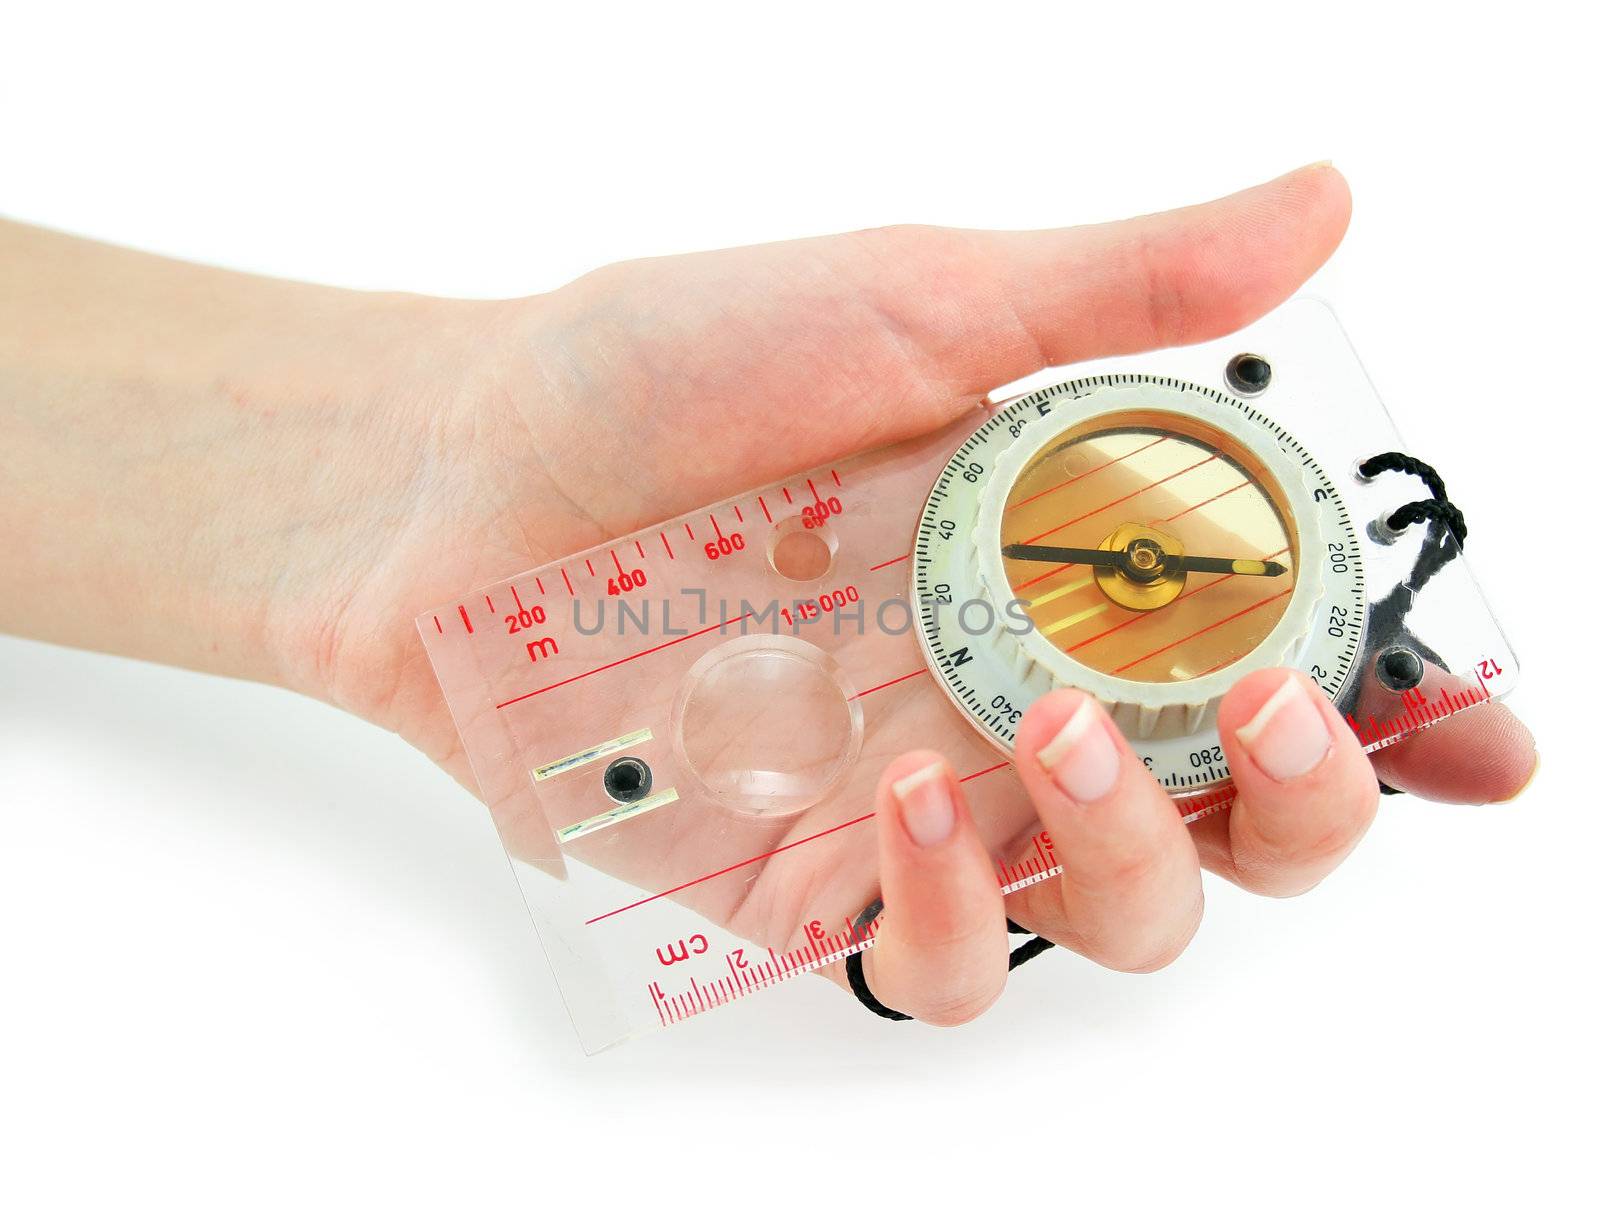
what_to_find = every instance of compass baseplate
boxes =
[418,300,1518,1051]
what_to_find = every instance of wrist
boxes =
[0,216,493,698]
[0,217,575,766]
[249,291,513,707]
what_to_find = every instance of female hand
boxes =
[1,163,1536,1022]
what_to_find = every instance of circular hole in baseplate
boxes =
[768,515,836,582]
[673,635,861,818]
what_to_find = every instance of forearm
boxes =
[0,220,462,689]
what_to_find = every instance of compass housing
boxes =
[970,383,1328,740]
[914,372,1366,791]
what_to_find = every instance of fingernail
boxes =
[1036,699,1121,803]
[892,762,956,847]
[1236,676,1332,781]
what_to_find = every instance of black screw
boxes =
[603,756,652,804]
[1375,647,1425,692]
[1225,353,1272,396]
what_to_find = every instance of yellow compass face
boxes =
[998,409,1299,684]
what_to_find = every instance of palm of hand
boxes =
[309,228,1056,944]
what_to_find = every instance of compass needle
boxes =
[1002,541,1288,578]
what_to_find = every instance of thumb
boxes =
[530,163,1350,521]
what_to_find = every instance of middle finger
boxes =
[1007,689,1204,973]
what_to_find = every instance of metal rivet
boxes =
[1376,647,1425,692]
[1368,517,1403,546]
[1225,353,1272,396]
[604,756,652,803]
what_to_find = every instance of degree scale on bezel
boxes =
[913,374,1366,794]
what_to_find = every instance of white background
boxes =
[3,3,1594,1219]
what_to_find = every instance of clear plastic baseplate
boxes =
[418,300,1518,1052]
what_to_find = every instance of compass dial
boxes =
[915,376,1365,793]
[996,410,1299,683]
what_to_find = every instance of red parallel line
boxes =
[511,585,524,611]
[611,549,624,575]
[635,539,645,559]
[831,469,841,487]
[759,496,772,523]
[1067,576,1231,651]
[1065,545,1292,653]
[1006,435,1170,512]
[458,605,473,633]
[851,668,927,700]
[586,758,1012,924]
[869,553,910,572]
[685,523,695,541]
[783,487,793,504]
[562,569,574,596]
[958,759,1012,786]
[660,530,675,560]
[1021,454,1219,546]
[710,513,722,537]
[1191,589,1315,682]
[1166,478,1250,521]
[734,505,744,523]
[807,478,821,503]
[485,594,495,613]
[497,611,753,708]
[1112,589,1290,675]
[582,812,864,915]
[1014,561,1074,593]
[433,615,442,633]
[1196,648,1252,678]
[585,557,596,576]
[535,576,546,596]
